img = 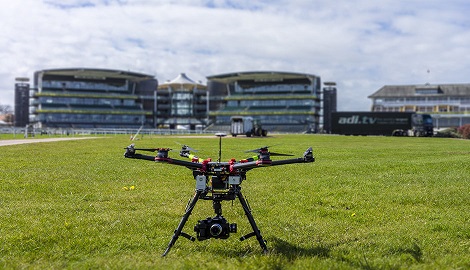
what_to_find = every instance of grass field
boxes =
[0,134,469,269]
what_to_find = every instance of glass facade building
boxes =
[369,84,470,128]
[322,82,337,133]
[31,68,157,128]
[156,73,208,129]
[14,78,30,127]
[207,71,321,133]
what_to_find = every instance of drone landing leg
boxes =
[162,189,202,257]
[237,189,268,254]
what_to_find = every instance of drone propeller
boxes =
[245,145,273,153]
[244,145,294,156]
[175,142,199,152]
[124,143,135,150]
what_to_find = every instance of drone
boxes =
[123,133,315,256]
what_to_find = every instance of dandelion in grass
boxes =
[122,185,135,191]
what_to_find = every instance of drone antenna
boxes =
[215,133,227,162]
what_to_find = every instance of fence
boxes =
[0,127,219,138]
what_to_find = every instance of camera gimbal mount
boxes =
[123,134,314,256]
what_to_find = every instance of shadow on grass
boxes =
[389,242,423,263]
[193,236,422,269]
[208,236,331,260]
[267,237,330,260]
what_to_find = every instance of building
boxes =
[14,77,30,127]
[155,73,208,130]
[207,71,321,133]
[369,83,470,128]
[31,68,157,128]
[322,82,337,133]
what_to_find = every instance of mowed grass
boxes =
[0,134,469,269]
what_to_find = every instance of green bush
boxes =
[435,128,461,138]
[457,124,470,139]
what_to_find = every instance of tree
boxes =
[457,124,470,139]
[0,104,13,114]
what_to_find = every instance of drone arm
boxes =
[187,154,204,163]
[124,144,203,169]
[271,147,314,166]
[124,154,203,169]
[231,161,260,171]
[233,147,314,170]
[156,157,203,170]
[124,152,156,161]
[124,144,156,161]
[270,157,311,166]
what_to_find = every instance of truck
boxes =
[330,112,434,136]
[231,116,268,137]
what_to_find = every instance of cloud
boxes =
[1,0,469,111]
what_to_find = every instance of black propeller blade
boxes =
[124,143,135,150]
[244,145,294,156]
[245,145,272,153]
[175,142,199,152]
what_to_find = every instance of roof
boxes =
[206,71,318,84]
[36,68,155,82]
[368,83,470,98]
[158,73,206,90]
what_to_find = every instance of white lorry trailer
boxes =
[230,116,268,137]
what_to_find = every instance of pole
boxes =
[215,133,226,162]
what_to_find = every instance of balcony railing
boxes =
[34,92,138,100]
[35,108,152,115]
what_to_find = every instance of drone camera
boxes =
[194,216,237,241]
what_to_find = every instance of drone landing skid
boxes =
[162,186,268,257]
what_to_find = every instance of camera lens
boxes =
[209,223,223,236]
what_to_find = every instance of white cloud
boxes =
[1,0,469,111]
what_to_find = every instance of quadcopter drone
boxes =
[123,133,315,256]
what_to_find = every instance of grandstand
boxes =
[207,71,321,133]
[31,68,157,128]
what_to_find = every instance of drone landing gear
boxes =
[162,187,268,257]
[236,190,268,253]
[162,189,201,257]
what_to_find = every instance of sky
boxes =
[1,0,469,111]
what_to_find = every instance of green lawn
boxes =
[0,134,469,269]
